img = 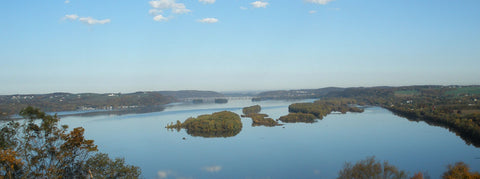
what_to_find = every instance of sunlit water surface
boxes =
[55,99,480,179]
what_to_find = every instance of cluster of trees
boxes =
[289,98,364,119]
[279,98,364,123]
[278,113,317,123]
[241,105,280,127]
[337,156,480,179]
[248,114,281,127]
[242,105,261,115]
[166,111,242,137]
[0,107,140,178]
[338,156,408,179]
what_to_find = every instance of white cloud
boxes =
[199,0,215,4]
[149,0,190,13]
[153,15,169,22]
[198,18,218,23]
[149,0,176,9]
[63,14,78,20]
[171,3,191,14]
[64,0,70,4]
[240,6,248,10]
[149,9,163,15]
[305,0,335,5]
[149,0,190,21]
[78,17,111,25]
[308,10,317,14]
[202,165,222,172]
[251,1,268,8]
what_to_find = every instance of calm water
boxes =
[55,99,480,179]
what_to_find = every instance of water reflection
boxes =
[54,100,480,178]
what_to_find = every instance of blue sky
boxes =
[1,0,479,94]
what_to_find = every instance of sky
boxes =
[1,0,479,95]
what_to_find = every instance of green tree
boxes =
[0,106,141,178]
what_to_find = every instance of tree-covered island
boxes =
[279,98,364,123]
[242,105,281,127]
[166,111,242,137]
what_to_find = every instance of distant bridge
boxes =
[181,96,254,102]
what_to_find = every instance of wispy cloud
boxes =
[149,9,163,15]
[171,3,191,14]
[251,1,268,8]
[202,165,222,172]
[78,17,111,25]
[305,0,335,5]
[240,6,248,10]
[63,14,78,20]
[308,10,317,14]
[64,0,70,4]
[198,18,218,23]
[199,0,215,4]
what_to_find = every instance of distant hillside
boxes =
[157,90,225,99]
[0,90,228,116]
[0,92,175,116]
[255,87,344,100]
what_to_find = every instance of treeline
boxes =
[280,98,364,123]
[166,111,242,137]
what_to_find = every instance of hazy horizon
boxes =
[1,0,479,95]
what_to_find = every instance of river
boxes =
[55,99,480,178]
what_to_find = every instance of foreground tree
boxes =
[442,162,480,179]
[338,156,408,179]
[0,106,140,178]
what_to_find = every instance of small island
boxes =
[242,105,281,127]
[278,113,317,123]
[279,98,364,123]
[214,98,228,104]
[166,111,242,137]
